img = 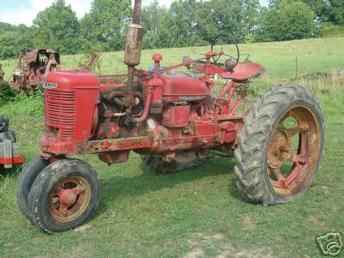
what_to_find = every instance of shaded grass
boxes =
[1,38,344,258]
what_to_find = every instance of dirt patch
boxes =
[240,215,257,231]
[184,233,274,258]
[307,215,327,229]
[74,224,92,233]
[183,248,205,258]
[215,248,274,258]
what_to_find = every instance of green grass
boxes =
[2,37,344,81]
[1,38,344,258]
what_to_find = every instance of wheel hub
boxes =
[268,130,291,169]
[266,107,320,196]
[58,189,79,207]
[49,176,91,224]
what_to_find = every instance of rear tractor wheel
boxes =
[28,159,100,233]
[235,85,324,205]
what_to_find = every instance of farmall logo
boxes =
[42,82,58,89]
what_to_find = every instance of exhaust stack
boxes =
[124,0,144,90]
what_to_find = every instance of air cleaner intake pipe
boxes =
[132,0,142,25]
[124,0,144,91]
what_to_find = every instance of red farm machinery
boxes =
[0,68,25,172]
[10,48,60,94]
[0,117,25,173]
[17,0,324,233]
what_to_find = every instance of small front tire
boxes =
[28,159,100,233]
[16,157,49,223]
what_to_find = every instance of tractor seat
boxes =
[221,62,264,82]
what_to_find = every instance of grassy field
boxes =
[0,38,344,258]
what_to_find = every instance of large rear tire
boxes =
[234,85,324,205]
[28,159,100,233]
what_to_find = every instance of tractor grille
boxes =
[45,90,76,139]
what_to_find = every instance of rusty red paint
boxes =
[40,57,253,158]
[152,53,163,64]
[49,176,92,223]
[10,49,60,94]
[16,0,325,233]
[0,155,25,166]
[267,108,319,195]
[39,0,263,167]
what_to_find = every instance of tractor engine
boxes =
[41,70,146,157]
[39,0,242,163]
[41,71,100,155]
[40,66,238,162]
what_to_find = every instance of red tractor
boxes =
[17,0,324,233]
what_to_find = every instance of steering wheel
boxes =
[207,44,241,71]
[222,44,240,71]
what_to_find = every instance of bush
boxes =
[0,80,16,106]
[320,22,344,37]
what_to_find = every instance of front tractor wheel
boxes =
[16,157,49,223]
[28,159,100,233]
[235,85,324,205]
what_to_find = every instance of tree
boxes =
[80,0,131,52]
[166,0,203,47]
[196,0,261,45]
[32,0,81,54]
[195,1,225,46]
[0,24,34,59]
[242,0,261,41]
[275,0,343,25]
[195,0,255,45]
[328,0,344,25]
[142,1,169,49]
[257,0,316,41]
[302,0,331,21]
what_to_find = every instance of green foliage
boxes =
[292,0,344,25]
[242,0,261,41]
[302,0,331,22]
[256,0,317,41]
[320,22,344,37]
[32,0,81,54]
[142,1,175,49]
[195,0,244,45]
[0,80,16,105]
[142,0,261,49]
[0,24,34,59]
[80,0,131,52]
[0,22,14,33]
[328,0,344,25]
[164,0,203,47]
[0,0,343,59]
